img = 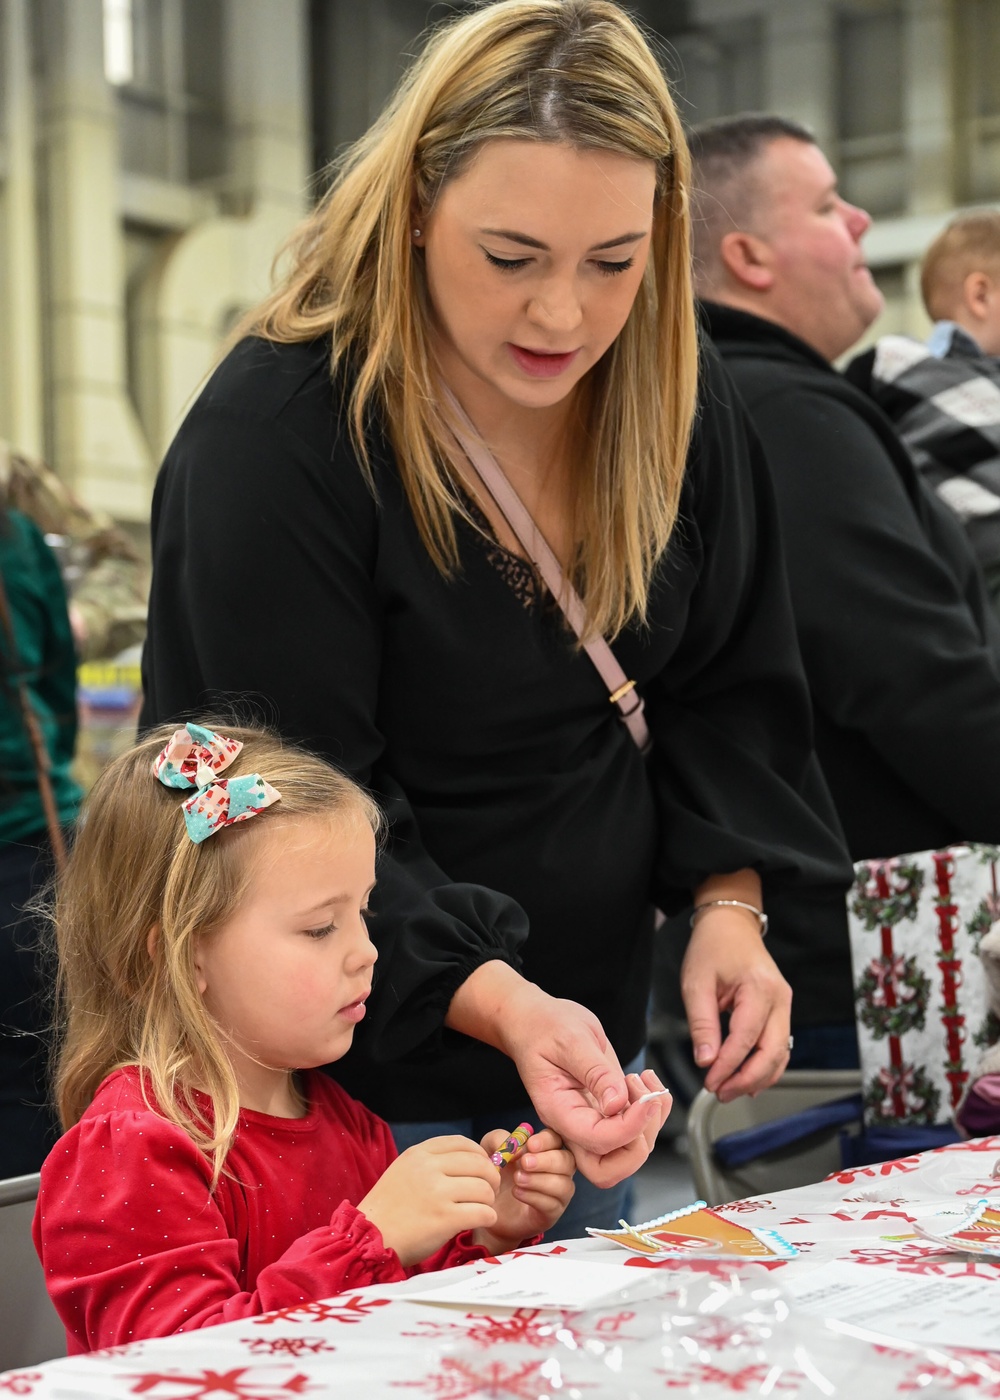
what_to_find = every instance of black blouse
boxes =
[140,334,850,1119]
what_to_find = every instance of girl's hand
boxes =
[472,1127,575,1254]
[359,1135,500,1267]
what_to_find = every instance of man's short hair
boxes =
[687,113,816,292]
[920,211,1000,321]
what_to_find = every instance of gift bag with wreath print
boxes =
[847,845,1000,1127]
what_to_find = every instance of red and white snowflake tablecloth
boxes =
[9,1138,1000,1399]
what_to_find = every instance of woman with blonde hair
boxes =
[141,0,848,1233]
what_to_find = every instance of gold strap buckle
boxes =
[608,678,637,706]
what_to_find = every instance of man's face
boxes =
[749,137,885,361]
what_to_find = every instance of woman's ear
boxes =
[410,195,427,246]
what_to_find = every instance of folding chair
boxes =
[0,1173,65,1370]
[686,1070,863,1206]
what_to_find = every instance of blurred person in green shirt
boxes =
[0,504,81,1176]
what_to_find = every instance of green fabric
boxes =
[0,508,81,843]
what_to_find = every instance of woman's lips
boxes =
[338,992,369,1024]
[508,344,580,379]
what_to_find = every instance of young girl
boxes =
[33,721,579,1355]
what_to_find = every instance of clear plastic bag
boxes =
[430,1265,1000,1398]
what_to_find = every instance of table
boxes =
[7,1137,1000,1399]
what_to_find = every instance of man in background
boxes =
[848,212,1000,609]
[688,114,1000,1066]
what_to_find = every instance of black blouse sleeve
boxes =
[140,359,526,1063]
[645,350,852,905]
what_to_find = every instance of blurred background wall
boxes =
[0,0,996,530]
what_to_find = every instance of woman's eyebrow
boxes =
[479,227,649,251]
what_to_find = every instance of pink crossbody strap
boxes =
[443,388,651,754]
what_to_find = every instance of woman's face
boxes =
[417,139,657,422]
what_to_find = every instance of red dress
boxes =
[33,1067,491,1353]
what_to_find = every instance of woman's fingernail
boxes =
[602,1088,618,1112]
[696,1044,713,1064]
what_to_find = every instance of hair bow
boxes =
[153,723,281,844]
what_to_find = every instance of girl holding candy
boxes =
[32,722,593,1353]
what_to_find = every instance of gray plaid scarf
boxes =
[860,326,1000,573]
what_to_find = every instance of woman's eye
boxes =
[594,257,634,277]
[484,250,531,272]
[304,923,335,940]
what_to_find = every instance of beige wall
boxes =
[0,0,310,524]
[0,0,994,528]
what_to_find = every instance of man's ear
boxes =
[963,270,994,323]
[719,230,776,292]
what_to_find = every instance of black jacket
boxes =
[705,301,1000,868]
[141,333,850,1115]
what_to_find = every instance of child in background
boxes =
[848,212,1000,608]
[33,722,577,1354]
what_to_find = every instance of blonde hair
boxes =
[52,722,382,1186]
[243,0,696,642]
[921,212,1000,321]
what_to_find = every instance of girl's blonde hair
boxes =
[52,722,382,1185]
[244,0,697,642]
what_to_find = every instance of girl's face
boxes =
[194,813,377,1115]
[417,139,657,425]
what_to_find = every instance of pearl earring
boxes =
[412,228,422,239]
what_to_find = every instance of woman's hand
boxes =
[473,1127,576,1253]
[358,1135,500,1267]
[681,904,792,1103]
[446,962,665,1188]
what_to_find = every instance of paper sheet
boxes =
[409,1253,660,1310]
[783,1259,1000,1350]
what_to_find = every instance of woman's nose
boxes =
[527,280,583,334]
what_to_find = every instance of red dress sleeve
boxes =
[33,1108,413,1352]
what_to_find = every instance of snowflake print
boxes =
[127,1366,314,1398]
[392,1357,592,1399]
[242,1338,336,1357]
[685,1317,750,1353]
[829,1156,923,1186]
[402,1306,641,1352]
[849,1246,1000,1279]
[0,1375,43,1396]
[403,1308,581,1351]
[254,1294,392,1325]
[722,1199,773,1212]
[933,1138,1000,1154]
[897,1358,1000,1395]
[659,1361,801,1392]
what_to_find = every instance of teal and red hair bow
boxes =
[152,722,281,844]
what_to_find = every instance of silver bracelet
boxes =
[690,898,769,937]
